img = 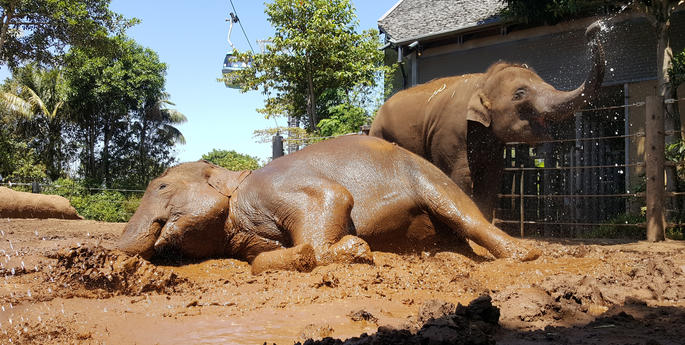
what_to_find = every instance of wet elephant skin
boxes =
[117,135,539,274]
[370,22,606,221]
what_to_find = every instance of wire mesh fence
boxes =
[494,96,683,239]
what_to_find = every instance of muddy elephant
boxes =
[117,135,539,274]
[369,22,605,220]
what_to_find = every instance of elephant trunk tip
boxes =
[585,20,606,42]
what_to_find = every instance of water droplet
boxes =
[26,289,31,298]
[610,68,614,72]
[103,307,108,313]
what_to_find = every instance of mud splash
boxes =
[49,245,187,297]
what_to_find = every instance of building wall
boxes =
[413,15,682,89]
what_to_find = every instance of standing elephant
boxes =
[369,22,605,220]
[117,135,539,274]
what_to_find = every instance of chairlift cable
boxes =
[229,0,255,53]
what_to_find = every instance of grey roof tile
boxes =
[379,0,505,43]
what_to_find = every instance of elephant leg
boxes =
[471,161,503,222]
[450,163,473,197]
[251,243,317,275]
[420,175,539,261]
[287,182,373,266]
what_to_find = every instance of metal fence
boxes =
[495,96,682,239]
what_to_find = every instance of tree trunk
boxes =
[102,116,111,187]
[653,0,679,227]
[139,111,148,186]
[0,5,15,62]
[306,61,317,131]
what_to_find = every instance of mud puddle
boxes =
[1,219,685,344]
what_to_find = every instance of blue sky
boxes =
[108,0,398,164]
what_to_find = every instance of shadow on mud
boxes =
[297,296,685,345]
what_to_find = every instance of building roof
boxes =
[378,0,505,44]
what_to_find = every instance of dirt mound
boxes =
[297,295,499,345]
[0,186,82,219]
[50,245,186,297]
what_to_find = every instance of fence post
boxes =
[520,170,525,238]
[645,95,666,242]
[272,133,284,160]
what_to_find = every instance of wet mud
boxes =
[1,218,684,344]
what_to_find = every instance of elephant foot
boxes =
[512,247,542,262]
[317,235,374,266]
[251,243,317,275]
[495,244,541,262]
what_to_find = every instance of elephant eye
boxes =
[158,184,167,190]
[512,88,527,101]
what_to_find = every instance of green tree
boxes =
[0,0,136,68]
[134,91,186,186]
[231,0,388,132]
[317,103,368,137]
[201,149,260,171]
[0,64,71,180]
[65,35,181,188]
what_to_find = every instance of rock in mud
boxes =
[297,295,499,345]
[348,309,379,323]
[50,245,186,296]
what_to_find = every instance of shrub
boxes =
[47,178,141,222]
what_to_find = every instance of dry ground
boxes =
[1,218,684,344]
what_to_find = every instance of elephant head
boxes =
[116,161,250,260]
[467,21,605,143]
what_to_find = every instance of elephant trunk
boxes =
[542,21,605,122]
[116,206,163,260]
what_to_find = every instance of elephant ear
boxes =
[466,91,492,127]
[206,165,252,197]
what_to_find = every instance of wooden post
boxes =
[520,170,525,238]
[645,96,666,242]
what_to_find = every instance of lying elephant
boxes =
[117,135,539,274]
[0,186,82,219]
[370,22,605,220]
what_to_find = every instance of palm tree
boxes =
[0,65,69,180]
[136,91,187,184]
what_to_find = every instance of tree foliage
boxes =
[0,0,137,68]
[64,35,184,188]
[0,64,72,180]
[230,0,389,132]
[317,103,368,137]
[500,0,619,25]
[201,149,261,171]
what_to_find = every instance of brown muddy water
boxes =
[1,218,684,344]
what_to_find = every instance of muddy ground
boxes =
[0,218,684,344]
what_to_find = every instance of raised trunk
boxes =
[542,21,606,121]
